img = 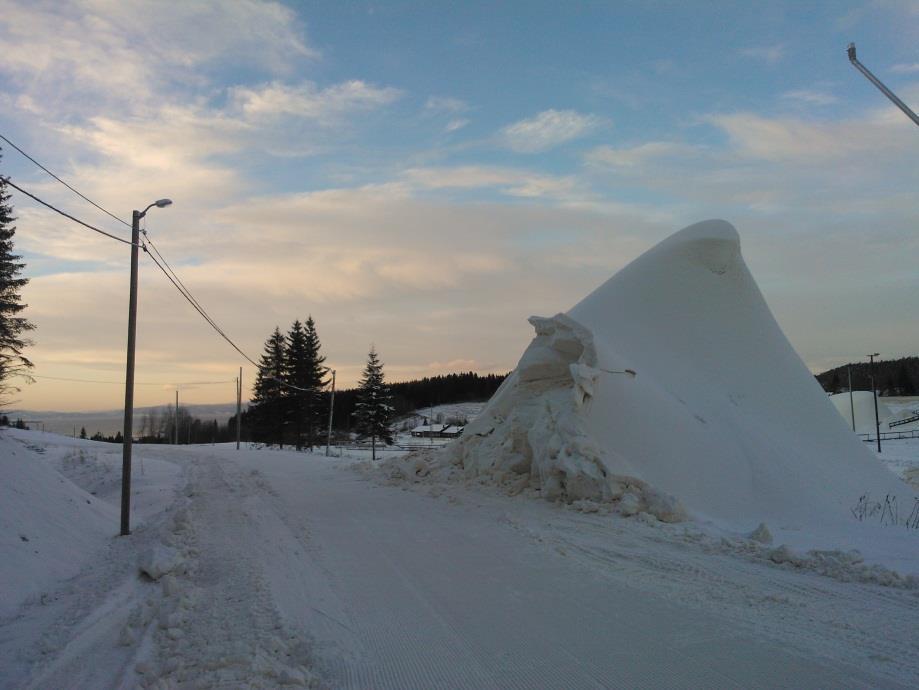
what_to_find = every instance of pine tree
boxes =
[352,346,394,461]
[79,426,87,439]
[0,155,34,404]
[251,327,287,447]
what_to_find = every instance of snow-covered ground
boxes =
[3,429,919,688]
[876,437,919,489]
[394,401,485,430]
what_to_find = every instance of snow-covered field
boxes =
[2,428,919,689]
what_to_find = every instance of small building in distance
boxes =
[411,423,464,439]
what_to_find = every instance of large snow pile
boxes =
[449,220,914,531]
[0,433,116,616]
[829,391,894,435]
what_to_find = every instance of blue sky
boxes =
[0,0,917,410]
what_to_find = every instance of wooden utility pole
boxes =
[326,370,336,456]
[848,365,855,432]
[236,367,242,450]
[119,210,141,536]
[867,353,881,453]
[174,390,179,445]
[118,198,171,537]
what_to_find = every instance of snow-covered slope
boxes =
[450,220,914,532]
[0,433,115,616]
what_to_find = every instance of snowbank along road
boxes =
[2,431,918,688]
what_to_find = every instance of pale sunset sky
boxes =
[0,1,917,411]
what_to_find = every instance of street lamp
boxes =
[120,198,172,536]
[866,353,881,454]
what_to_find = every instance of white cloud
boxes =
[402,165,579,199]
[424,97,471,132]
[585,142,699,168]
[500,109,605,153]
[424,96,469,114]
[891,63,919,74]
[739,44,785,65]
[445,118,470,133]
[230,80,402,120]
[0,0,316,117]
[781,89,838,106]
[708,111,916,163]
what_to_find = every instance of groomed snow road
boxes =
[4,439,918,689]
[223,447,914,689]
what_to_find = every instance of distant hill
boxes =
[815,356,918,396]
[6,372,508,437]
[5,403,242,437]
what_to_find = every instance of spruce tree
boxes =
[284,320,309,450]
[251,327,287,447]
[283,317,328,451]
[352,346,394,461]
[302,316,327,449]
[0,155,34,404]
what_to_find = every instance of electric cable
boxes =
[141,231,326,393]
[31,373,234,386]
[0,132,131,227]
[0,176,137,246]
[0,141,324,394]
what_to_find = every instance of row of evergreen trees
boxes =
[250,318,328,450]
[817,356,918,396]
[248,318,395,458]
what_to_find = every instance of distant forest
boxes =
[116,371,507,446]
[816,356,918,396]
[329,371,507,432]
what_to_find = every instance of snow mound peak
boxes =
[450,220,913,530]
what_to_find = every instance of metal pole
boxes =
[847,43,919,127]
[848,365,856,432]
[120,210,141,536]
[326,369,336,456]
[236,367,242,450]
[868,353,881,453]
[174,390,179,445]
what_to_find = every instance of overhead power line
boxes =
[143,246,261,368]
[143,232,234,353]
[31,373,234,386]
[0,132,131,227]
[1,175,137,246]
[1,138,325,394]
[142,237,324,394]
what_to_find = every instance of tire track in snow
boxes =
[136,456,316,689]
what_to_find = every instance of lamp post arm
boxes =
[847,43,919,127]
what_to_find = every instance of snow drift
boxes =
[449,220,914,529]
[829,391,893,435]
[0,434,116,616]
